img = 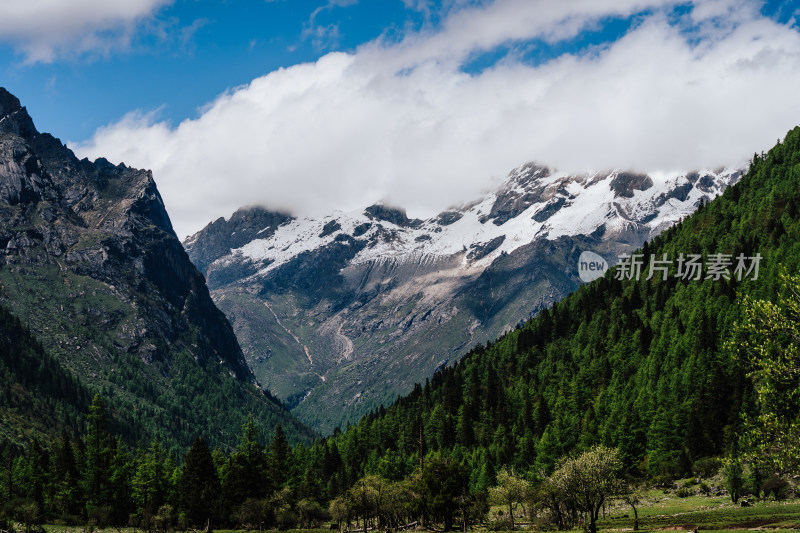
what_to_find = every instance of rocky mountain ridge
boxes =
[0,88,313,447]
[186,158,740,433]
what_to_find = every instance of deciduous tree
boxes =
[489,468,530,529]
[550,446,624,533]
[729,270,800,474]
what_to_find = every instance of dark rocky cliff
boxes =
[0,88,313,447]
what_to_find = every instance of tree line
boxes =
[2,126,800,531]
[2,267,798,531]
[1,393,635,533]
[0,394,294,530]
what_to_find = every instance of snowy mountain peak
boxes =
[184,163,741,432]
[196,165,738,282]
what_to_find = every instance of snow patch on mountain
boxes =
[216,165,739,279]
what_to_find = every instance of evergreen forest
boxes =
[2,126,800,531]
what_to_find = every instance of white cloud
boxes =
[0,0,172,62]
[73,0,800,239]
[303,0,360,51]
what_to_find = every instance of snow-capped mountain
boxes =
[184,163,740,433]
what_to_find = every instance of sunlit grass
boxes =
[38,495,800,533]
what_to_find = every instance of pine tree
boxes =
[179,436,221,528]
[26,439,47,507]
[84,394,112,510]
[132,440,170,524]
[269,424,291,488]
[222,416,270,516]
[50,430,81,519]
[456,406,474,448]
[414,456,468,532]
[1,443,16,504]
[108,437,135,525]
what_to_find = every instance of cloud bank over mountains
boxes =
[73,0,800,238]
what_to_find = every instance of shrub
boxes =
[488,516,515,531]
[652,474,673,488]
[0,516,14,533]
[4,499,41,533]
[762,476,791,500]
[154,505,177,533]
[87,505,112,530]
[675,488,693,498]
[237,498,272,530]
[693,457,722,478]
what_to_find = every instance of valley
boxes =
[2,18,799,530]
[186,165,740,432]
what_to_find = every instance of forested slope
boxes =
[2,126,798,533]
[0,303,90,446]
[0,88,314,451]
[318,126,800,488]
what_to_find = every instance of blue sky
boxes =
[0,0,685,141]
[1,1,420,140]
[1,0,800,238]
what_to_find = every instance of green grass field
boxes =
[36,492,800,533]
[597,490,800,532]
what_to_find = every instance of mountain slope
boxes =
[0,302,91,446]
[314,125,800,484]
[0,88,314,448]
[186,160,739,433]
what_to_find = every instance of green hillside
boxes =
[0,303,90,446]
[320,125,800,485]
[0,88,314,452]
[2,127,798,531]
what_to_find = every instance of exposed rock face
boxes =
[0,88,311,447]
[485,164,554,225]
[186,140,741,435]
[363,204,423,228]
[467,235,505,261]
[610,171,654,198]
[436,210,463,226]
[319,220,341,238]
[183,206,292,273]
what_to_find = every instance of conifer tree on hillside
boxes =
[180,436,220,528]
[269,424,291,488]
[84,394,112,513]
[222,415,271,519]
